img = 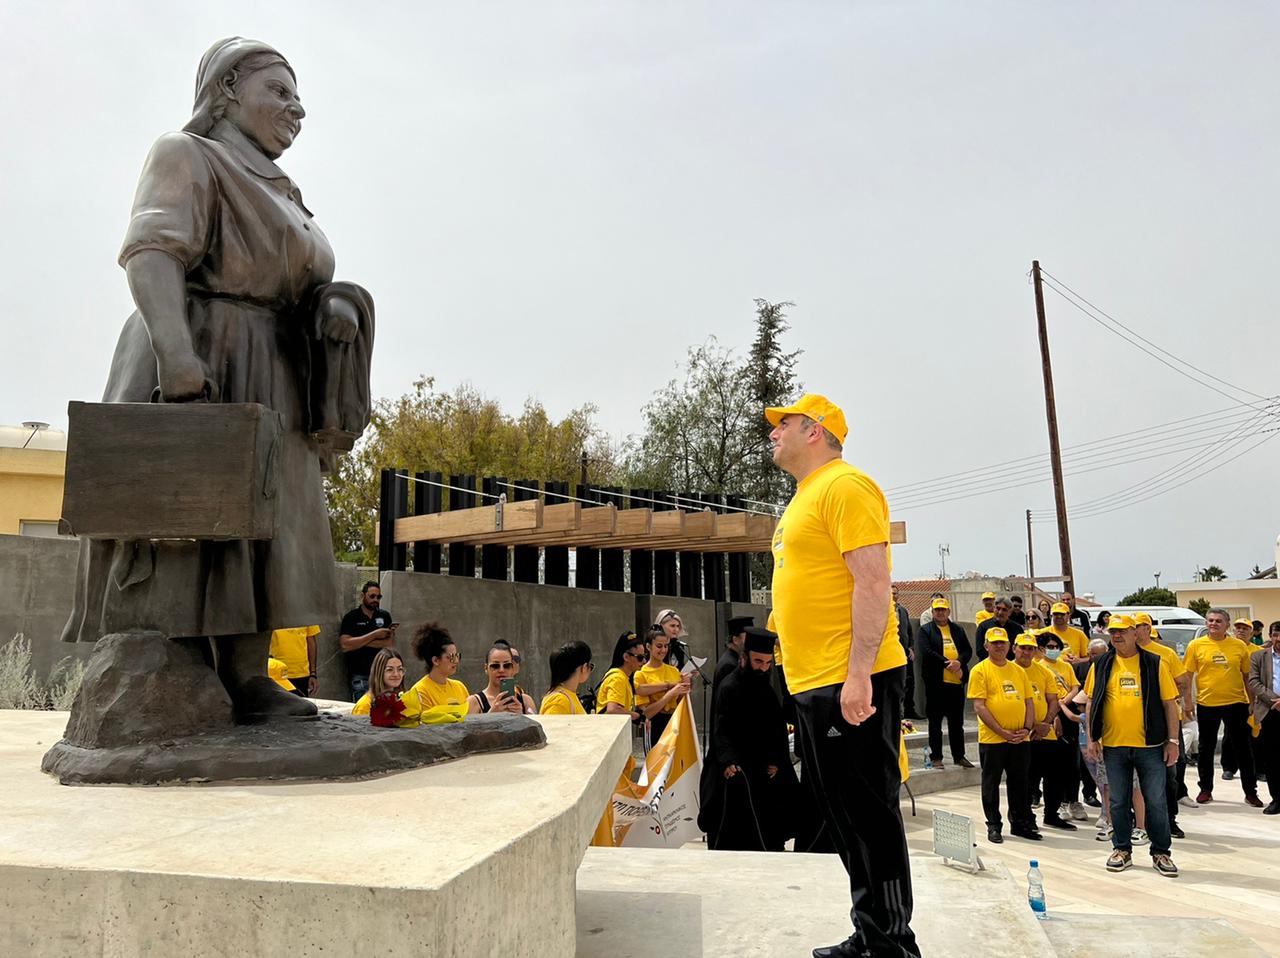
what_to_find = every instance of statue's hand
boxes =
[319,295,359,344]
[157,351,215,402]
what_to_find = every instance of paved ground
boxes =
[906,775,1279,955]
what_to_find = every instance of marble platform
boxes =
[0,709,631,957]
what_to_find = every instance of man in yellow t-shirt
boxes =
[765,394,915,958]
[1014,635,1075,831]
[967,627,1036,843]
[1134,613,1194,832]
[1083,615,1180,876]
[978,591,996,624]
[1183,608,1261,806]
[269,625,320,696]
[1046,602,1090,663]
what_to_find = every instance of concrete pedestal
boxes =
[0,709,630,957]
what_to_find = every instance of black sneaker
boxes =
[987,827,1004,844]
[1043,815,1078,831]
[1223,771,1236,781]
[1084,796,1103,808]
[1011,827,1043,841]
[1169,823,1186,839]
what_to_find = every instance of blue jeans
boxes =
[350,674,369,701]
[1103,745,1171,856]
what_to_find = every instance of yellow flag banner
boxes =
[590,697,704,848]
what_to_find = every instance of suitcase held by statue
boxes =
[59,401,282,541]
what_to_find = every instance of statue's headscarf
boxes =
[183,37,293,136]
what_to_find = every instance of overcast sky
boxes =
[3,2,1277,601]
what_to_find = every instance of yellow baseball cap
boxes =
[1234,618,1252,628]
[1050,602,1070,615]
[1108,614,1135,630]
[1014,635,1038,648]
[931,597,950,610]
[986,627,1010,643]
[764,394,849,444]
[1132,612,1153,626]
[981,591,996,600]
[1149,627,1161,639]
[976,610,994,624]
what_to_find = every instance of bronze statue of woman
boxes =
[60,37,374,724]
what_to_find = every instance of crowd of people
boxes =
[907,592,1280,880]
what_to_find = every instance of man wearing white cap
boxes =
[766,394,917,958]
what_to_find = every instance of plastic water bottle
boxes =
[922,748,933,770]
[1027,860,1047,919]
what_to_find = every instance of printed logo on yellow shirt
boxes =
[1054,674,1068,692]
[1001,681,1019,699]
[1118,674,1139,696]
[1211,653,1228,667]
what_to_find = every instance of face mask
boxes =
[1045,648,1062,661]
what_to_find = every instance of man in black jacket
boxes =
[917,597,975,768]
[974,598,1023,662]
[1083,615,1181,877]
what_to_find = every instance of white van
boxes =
[1092,606,1206,656]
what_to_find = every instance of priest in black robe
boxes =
[698,626,798,851]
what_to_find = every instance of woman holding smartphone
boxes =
[469,643,536,715]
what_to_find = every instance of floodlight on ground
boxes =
[932,808,984,874]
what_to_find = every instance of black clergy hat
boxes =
[727,615,754,635]
[743,626,777,655]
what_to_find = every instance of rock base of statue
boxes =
[42,632,546,786]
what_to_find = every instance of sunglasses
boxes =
[487,662,514,671]
[625,650,646,660]
[442,652,461,663]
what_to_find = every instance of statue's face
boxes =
[229,63,304,157]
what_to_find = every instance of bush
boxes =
[0,635,44,709]
[1188,597,1211,617]
[0,635,89,710]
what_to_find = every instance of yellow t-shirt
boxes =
[1047,625,1089,660]
[1020,660,1058,741]
[975,610,994,626]
[634,662,682,713]
[1084,653,1177,748]
[409,675,470,711]
[967,659,1033,745]
[940,625,962,685]
[1183,637,1251,707]
[351,690,422,727]
[1043,656,1080,698]
[596,668,636,713]
[768,459,906,694]
[540,687,585,715]
[269,625,320,680]
[1142,640,1186,681]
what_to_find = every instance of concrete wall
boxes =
[376,572,637,706]
[0,534,93,681]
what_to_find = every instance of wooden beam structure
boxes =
[389,498,906,555]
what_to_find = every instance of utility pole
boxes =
[1154,572,1161,589]
[1031,260,1075,596]
[1025,509,1035,580]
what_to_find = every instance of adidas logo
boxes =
[826,727,842,738]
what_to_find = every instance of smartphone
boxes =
[500,678,518,698]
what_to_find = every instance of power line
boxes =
[888,406,1262,503]
[882,401,1263,497]
[892,423,1277,513]
[1061,430,1280,521]
[1040,274,1278,416]
[1031,405,1273,517]
[1040,268,1274,404]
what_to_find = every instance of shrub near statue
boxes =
[42,37,543,785]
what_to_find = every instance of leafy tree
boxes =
[744,299,802,507]
[1118,586,1178,607]
[1195,565,1228,582]
[1188,597,1211,617]
[325,376,617,564]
